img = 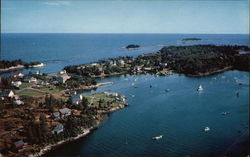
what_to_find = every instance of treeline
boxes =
[159,45,250,75]
[64,45,250,78]
[0,59,41,69]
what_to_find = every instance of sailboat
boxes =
[197,85,203,91]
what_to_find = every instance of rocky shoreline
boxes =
[187,66,233,77]
[28,104,127,157]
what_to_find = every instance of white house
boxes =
[1,90,15,98]
[12,81,22,87]
[56,73,71,83]
[14,100,24,105]
[12,72,24,78]
[23,77,37,83]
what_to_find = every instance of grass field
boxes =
[17,89,45,96]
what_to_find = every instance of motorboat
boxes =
[152,135,163,140]
[204,127,210,132]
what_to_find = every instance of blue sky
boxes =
[1,0,249,34]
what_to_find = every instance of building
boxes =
[12,72,24,78]
[23,76,37,83]
[14,100,24,105]
[51,124,64,134]
[56,73,71,83]
[104,92,126,102]
[59,70,67,74]
[52,112,60,120]
[71,94,83,105]
[59,108,71,118]
[12,81,22,88]
[104,92,119,97]
[118,59,125,65]
[1,90,15,98]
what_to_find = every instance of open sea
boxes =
[1,34,249,156]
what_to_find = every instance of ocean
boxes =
[1,33,249,156]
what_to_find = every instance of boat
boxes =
[165,89,170,92]
[152,135,163,140]
[197,85,203,91]
[132,83,135,86]
[204,127,210,132]
[221,112,230,115]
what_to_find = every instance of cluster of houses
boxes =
[104,92,126,102]
[10,70,72,89]
[52,107,72,120]
[0,90,24,105]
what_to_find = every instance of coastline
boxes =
[186,66,233,77]
[28,104,127,157]
[0,65,24,74]
[0,63,45,74]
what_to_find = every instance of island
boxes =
[125,44,140,49]
[0,59,45,74]
[181,38,202,41]
[0,44,249,157]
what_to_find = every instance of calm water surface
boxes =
[46,71,249,157]
[1,34,249,156]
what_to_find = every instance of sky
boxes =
[1,0,249,34]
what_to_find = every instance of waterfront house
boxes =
[71,94,83,105]
[11,81,22,87]
[51,124,64,134]
[105,92,119,97]
[12,72,24,78]
[117,59,125,65]
[1,90,15,98]
[104,92,126,102]
[35,71,42,75]
[59,70,67,74]
[56,73,71,83]
[59,108,71,118]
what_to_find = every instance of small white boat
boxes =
[152,135,163,140]
[197,85,203,91]
[132,83,135,86]
[204,127,210,132]
[221,112,230,115]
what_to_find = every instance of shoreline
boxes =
[0,63,45,74]
[28,104,127,157]
[0,65,25,74]
[186,66,233,77]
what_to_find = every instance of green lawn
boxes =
[17,89,44,96]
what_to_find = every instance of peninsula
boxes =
[0,60,45,74]
[0,44,249,157]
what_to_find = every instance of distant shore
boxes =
[0,62,45,74]
[0,65,25,74]
[187,66,233,77]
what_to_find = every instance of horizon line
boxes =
[1,32,250,35]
